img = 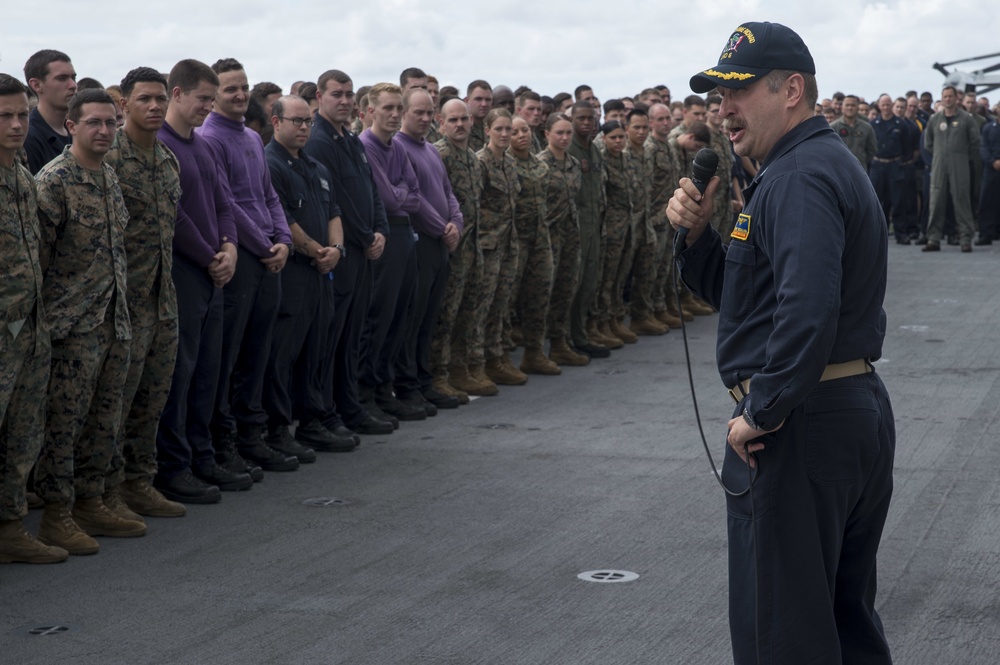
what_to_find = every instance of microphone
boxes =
[676,148,720,244]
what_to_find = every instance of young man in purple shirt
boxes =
[155,59,245,504]
[394,89,463,409]
[199,58,300,473]
[358,83,427,424]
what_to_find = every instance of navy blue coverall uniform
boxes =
[262,140,339,431]
[870,114,918,242]
[303,114,389,431]
[679,116,895,665]
[977,119,1000,241]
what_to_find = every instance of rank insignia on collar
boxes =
[732,213,751,241]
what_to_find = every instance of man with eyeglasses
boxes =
[303,69,390,445]
[263,95,354,453]
[33,88,143,555]
[199,58,300,475]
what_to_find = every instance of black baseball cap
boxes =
[689,21,815,94]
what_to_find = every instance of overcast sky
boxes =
[3,0,998,105]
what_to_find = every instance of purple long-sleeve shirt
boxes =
[359,128,420,218]
[396,131,464,236]
[198,112,291,257]
[158,121,238,267]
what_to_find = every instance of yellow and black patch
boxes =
[731,213,751,241]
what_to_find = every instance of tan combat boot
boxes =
[103,485,145,523]
[0,519,69,564]
[680,291,714,316]
[610,319,638,344]
[520,348,561,375]
[118,479,186,518]
[433,375,469,404]
[656,307,685,327]
[468,364,500,396]
[589,319,623,349]
[630,317,669,335]
[486,357,527,386]
[448,364,482,395]
[549,337,590,366]
[38,503,100,555]
[72,496,147,538]
[501,352,529,383]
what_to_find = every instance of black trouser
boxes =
[319,246,371,430]
[869,160,915,240]
[723,372,895,665]
[395,232,451,395]
[263,259,329,429]
[359,218,415,391]
[977,167,1000,239]
[212,245,281,441]
[156,255,222,477]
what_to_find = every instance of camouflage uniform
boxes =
[431,138,483,373]
[632,134,677,319]
[104,129,181,488]
[539,149,582,342]
[624,142,655,322]
[595,146,637,325]
[477,147,520,362]
[34,147,132,505]
[709,129,737,238]
[469,121,486,153]
[509,151,552,351]
[425,121,442,145]
[567,136,605,346]
[0,162,51,521]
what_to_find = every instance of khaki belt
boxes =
[727,359,872,404]
[872,156,900,164]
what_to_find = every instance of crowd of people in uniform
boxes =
[0,47,995,567]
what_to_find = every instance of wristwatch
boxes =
[742,407,764,431]
[332,243,346,258]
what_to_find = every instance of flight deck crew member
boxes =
[199,59,299,473]
[303,69,392,441]
[103,67,186,520]
[870,93,918,244]
[976,116,1000,244]
[829,94,876,170]
[394,89,464,406]
[155,59,240,505]
[358,83,425,425]
[922,86,981,253]
[263,95,352,454]
[669,21,895,665]
[34,89,143,555]
[0,74,67,565]
[23,50,77,174]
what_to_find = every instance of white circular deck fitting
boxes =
[577,570,639,583]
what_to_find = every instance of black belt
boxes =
[387,215,411,227]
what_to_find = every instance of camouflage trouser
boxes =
[106,298,178,488]
[513,224,554,350]
[482,229,519,361]
[546,215,581,341]
[595,212,633,323]
[0,317,50,521]
[35,319,130,505]
[614,225,641,320]
[432,228,483,373]
[653,224,678,313]
[712,188,736,239]
[630,225,667,320]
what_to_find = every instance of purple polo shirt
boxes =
[396,131,464,236]
[358,128,420,218]
[198,112,291,257]
[158,121,238,267]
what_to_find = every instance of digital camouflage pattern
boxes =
[477,147,520,361]
[595,146,637,324]
[509,152,552,350]
[104,130,182,486]
[0,163,51,520]
[538,148,582,341]
[432,138,484,371]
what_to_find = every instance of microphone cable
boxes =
[672,210,762,665]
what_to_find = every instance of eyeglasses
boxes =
[279,116,313,128]
[81,119,118,131]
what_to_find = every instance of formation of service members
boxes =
[1,48,997,564]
